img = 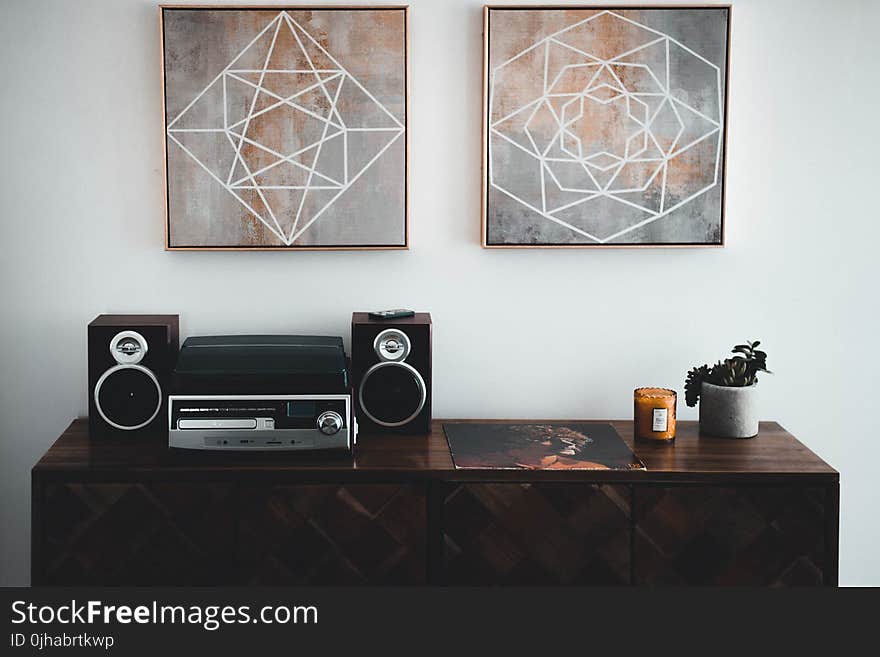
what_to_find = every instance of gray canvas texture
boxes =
[163,9,407,248]
[486,8,728,245]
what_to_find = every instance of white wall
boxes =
[1,0,878,585]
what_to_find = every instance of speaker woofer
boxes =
[93,364,162,431]
[358,361,426,428]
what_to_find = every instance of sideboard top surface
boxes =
[32,419,838,484]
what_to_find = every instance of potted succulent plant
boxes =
[684,341,770,439]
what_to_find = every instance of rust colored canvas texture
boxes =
[485,7,729,245]
[163,8,407,248]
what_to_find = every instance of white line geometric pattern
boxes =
[167,11,405,245]
[489,11,723,243]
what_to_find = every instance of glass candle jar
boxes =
[634,388,677,441]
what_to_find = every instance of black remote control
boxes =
[369,309,415,320]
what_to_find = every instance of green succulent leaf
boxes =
[685,339,772,402]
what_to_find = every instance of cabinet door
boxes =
[39,482,236,585]
[236,483,426,584]
[633,486,827,586]
[442,483,632,585]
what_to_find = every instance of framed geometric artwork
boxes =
[161,6,408,250]
[482,6,730,247]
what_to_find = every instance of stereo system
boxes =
[168,335,354,451]
[351,312,432,434]
[86,311,431,449]
[87,314,179,438]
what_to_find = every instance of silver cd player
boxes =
[168,394,355,451]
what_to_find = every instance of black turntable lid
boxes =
[173,335,348,394]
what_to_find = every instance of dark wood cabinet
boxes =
[40,482,236,585]
[442,483,631,585]
[235,483,426,585]
[32,420,838,586]
[632,486,828,586]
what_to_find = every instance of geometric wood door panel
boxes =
[39,483,236,585]
[237,484,426,585]
[443,483,631,585]
[633,486,827,586]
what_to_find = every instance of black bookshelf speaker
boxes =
[88,315,179,439]
[351,312,432,434]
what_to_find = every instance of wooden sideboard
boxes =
[32,419,838,586]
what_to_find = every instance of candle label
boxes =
[652,408,668,432]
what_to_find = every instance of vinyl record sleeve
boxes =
[443,422,645,471]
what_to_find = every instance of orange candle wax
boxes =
[634,388,677,441]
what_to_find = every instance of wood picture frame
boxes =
[481,5,731,248]
[160,5,410,250]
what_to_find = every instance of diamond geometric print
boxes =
[167,11,405,245]
[489,10,723,243]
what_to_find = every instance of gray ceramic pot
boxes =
[699,382,759,439]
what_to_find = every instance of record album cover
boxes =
[444,422,645,470]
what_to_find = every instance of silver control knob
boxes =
[316,411,343,436]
